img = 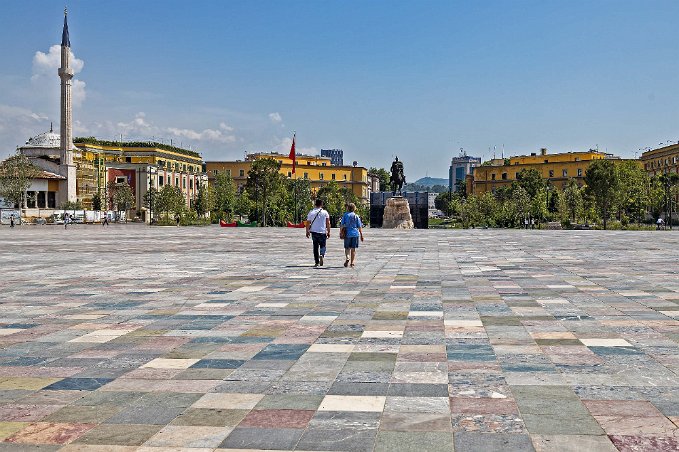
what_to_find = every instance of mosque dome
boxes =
[25,126,60,149]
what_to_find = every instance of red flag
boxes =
[288,133,296,174]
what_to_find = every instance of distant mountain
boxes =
[414,177,448,187]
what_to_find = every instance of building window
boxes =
[501,173,507,180]
[491,173,496,180]
[183,178,186,189]
[307,161,311,166]
[549,170,554,178]
[175,178,179,186]
[319,173,324,180]
[48,191,56,208]
[544,160,548,164]
[190,179,194,190]
[213,170,218,175]
[304,172,309,179]
[577,168,582,177]
[116,176,126,184]
[226,169,231,176]
[159,175,164,186]
[287,172,292,177]
[322,162,326,166]
[183,164,187,171]
[37,191,46,208]
[126,157,132,163]
[239,169,244,177]
[562,169,568,177]
[332,173,336,180]
[343,174,347,180]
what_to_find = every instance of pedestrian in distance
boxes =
[175,214,180,227]
[64,213,69,229]
[102,215,109,226]
[9,214,15,228]
[305,198,331,267]
[340,202,364,268]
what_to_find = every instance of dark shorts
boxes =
[344,236,359,249]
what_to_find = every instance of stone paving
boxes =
[0,225,678,451]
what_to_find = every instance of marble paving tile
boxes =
[318,395,386,412]
[2,227,679,451]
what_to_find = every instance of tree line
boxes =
[436,160,678,229]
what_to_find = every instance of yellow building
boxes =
[641,143,679,210]
[73,138,206,213]
[468,148,617,195]
[640,143,679,177]
[206,152,370,202]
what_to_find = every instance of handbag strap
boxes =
[309,209,322,228]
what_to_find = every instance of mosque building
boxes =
[14,10,206,221]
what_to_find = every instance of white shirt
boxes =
[307,208,329,233]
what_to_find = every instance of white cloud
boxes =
[166,126,236,144]
[0,104,50,156]
[219,122,234,132]
[269,112,283,124]
[117,112,152,135]
[31,45,87,107]
[32,45,85,78]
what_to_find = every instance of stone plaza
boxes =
[0,226,678,451]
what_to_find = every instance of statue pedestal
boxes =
[382,197,414,229]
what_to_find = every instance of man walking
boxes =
[306,199,331,267]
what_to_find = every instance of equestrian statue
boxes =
[390,156,406,195]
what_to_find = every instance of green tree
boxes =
[531,189,548,225]
[454,179,467,198]
[156,185,185,220]
[583,160,618,229]
[511,185,531,226]
[246,158,285,226]
[434,192,453,211]
[563,179,583,223]
[234,189,253,220]
[368,167,390,192]
[316,181,345,226]
[110,182,134,223]
[648,177,665,221]
[516,168,546,199]
[658,173,679,227]
[614,161,649,225]
[91,192,102,211]
[288,178,312,223]
[60,200,83,210]
[193,182,213,218]
[211,172,236,220]
[0,152,40,211]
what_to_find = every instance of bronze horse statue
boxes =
[390,156,406,195]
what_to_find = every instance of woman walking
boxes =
[340,203,364,268]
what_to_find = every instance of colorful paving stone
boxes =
[0,226,678,450]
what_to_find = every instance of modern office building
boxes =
[320,149,344,166]
[449,150,481,192]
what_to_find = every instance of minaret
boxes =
[58,8,77,202]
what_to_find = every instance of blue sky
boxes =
[1,0,677,179]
